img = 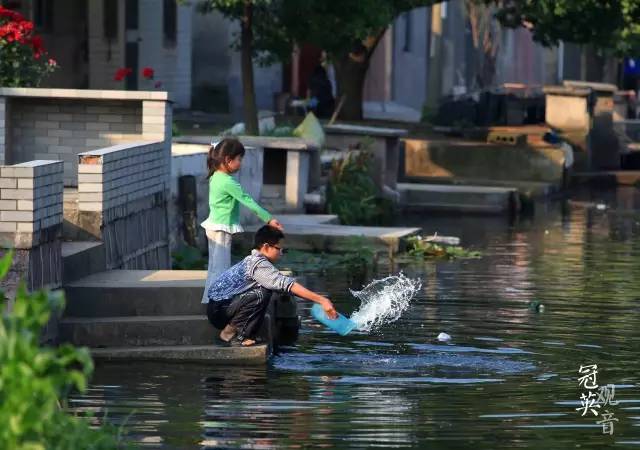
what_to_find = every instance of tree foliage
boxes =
[196,0,440,120]
[493,0,640,54]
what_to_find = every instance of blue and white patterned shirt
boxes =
[204,249,295,303]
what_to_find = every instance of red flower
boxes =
[0,6,24,22]
[142,67,154,80]
[114,67,133,82]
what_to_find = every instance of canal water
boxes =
[72,187,640,449]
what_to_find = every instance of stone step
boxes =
[63,269,297,319]
[63,270,206,317]
[239,222,421,255]
[64,284,204,317]
[397,182,519,214]
[62,241,106,284]
[59,315,213,347]
[90,344,268,364]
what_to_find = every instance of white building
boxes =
[5,0,193,109]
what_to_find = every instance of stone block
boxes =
[47,113,73,122]
[35,136,60,146]
[78,183,103,193]
[17,200,33,210]
[0,200,16,210]
[2,189,34,200]
[86,122,110,131]
[35,120,60,129]
[17,222,36,232]
[1,210,34,221]
[0,178,17,189]
[0,222,16,232]
[17,179,34,189]
[48,129,73,138]
[98,114,123,123]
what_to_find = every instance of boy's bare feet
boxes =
[241,339,256,346]
[219,325,236,342]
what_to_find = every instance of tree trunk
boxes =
[333,54,369,121]
[241,0,259,135]
[332,31,386,121]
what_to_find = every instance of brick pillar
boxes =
[0,97,7,164]
[0,160,64,295]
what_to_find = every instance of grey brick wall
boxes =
[0,160,64,241]
[78,141,170,270]
[0,160,64,296]
[8,99,142,186]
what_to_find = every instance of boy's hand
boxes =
[323,299,338,320]
[268,218,284,231]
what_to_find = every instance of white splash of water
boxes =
[349,273,422,332]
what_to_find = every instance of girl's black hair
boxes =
[207,138,246,179]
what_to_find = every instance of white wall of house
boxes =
[391,7,430,110]
[138,0,193,108]
[87,0,126,90]
[191,11,282,116]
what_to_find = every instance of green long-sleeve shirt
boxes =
[202,171,272,231]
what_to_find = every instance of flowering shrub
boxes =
[142,66,154,80]
[0,6,57,87]
[113,66,162,88]
[113,67,133,81]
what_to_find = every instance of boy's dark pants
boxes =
[206,287,272,340]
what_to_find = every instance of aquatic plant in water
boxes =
[407,236,481,260]
[350,273,422,332]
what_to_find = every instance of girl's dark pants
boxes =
[206,287,272,340]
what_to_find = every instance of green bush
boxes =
[0,251,132,449]
[171,245,207,270]
[326,151,392,226]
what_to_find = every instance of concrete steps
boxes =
[59,315,212,347]
[62,241,106,284]
[61,269,296,363]
[91,344,268,364]
[64,270,204,317]
[398,182,520,214]
[240,221,421,255]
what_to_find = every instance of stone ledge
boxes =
[324,123,409,138]
[174,135,318,151]
[543,86,591,97]
[90,344,268,364]
[78,141,163,160]
[0,88,170,102]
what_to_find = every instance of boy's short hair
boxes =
[254,225,285,249]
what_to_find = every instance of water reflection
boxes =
[71,188,640,448]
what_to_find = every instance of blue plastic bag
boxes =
[311,303,357,336]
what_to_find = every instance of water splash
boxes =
[349,273,422,332]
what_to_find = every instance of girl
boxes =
[201,138,284,303]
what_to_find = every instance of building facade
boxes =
[2,0,193,108]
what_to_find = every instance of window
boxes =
[103,0,118,40]
[34,0,53,33]
[126,0,139,31]
[403,12,412,53]
[163,0,177,46]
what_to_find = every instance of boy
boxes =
[205,225,338,347]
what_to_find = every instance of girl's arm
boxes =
[225,176,274,223]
